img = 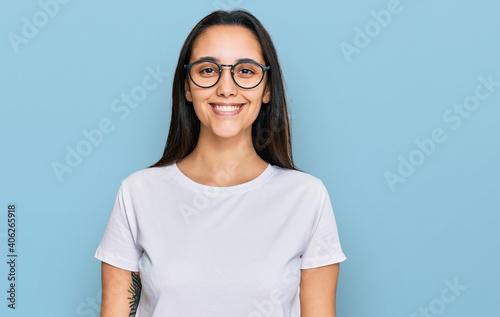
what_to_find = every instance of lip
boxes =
[209,103,245,116]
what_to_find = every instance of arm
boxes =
[299,262,340,317]
[100,262,142,317]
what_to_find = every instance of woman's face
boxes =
[185,25,271,140]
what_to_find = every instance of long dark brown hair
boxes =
[149,9,301,172]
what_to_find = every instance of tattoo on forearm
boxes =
[127,272,142,316]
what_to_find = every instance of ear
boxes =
[262,83,271,104]
[184,79,193,102]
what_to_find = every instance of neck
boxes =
[176,127,268,187]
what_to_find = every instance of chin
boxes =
[210,126,245,138]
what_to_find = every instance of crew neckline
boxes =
[163,161,276,195]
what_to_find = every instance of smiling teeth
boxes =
[214,105,242,112]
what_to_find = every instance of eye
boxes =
[239,68,254,74]
[235,62,260,77]
[200,67,217,74]
[238,68,255,75]
[193,62,219,76]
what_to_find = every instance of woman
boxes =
[95,9,347,317]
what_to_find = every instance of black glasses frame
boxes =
[184,60,270,89]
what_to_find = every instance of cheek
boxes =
[190,89,209,104]
[252,91,267,105]
[190,90,214,118]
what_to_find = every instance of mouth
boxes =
[209,103,245,116]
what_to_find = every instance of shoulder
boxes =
[269,166,331,213]
[119,165,169,190]
[271,165,326,191]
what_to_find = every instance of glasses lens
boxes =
[234,62,264,88]
[190,61,219,87]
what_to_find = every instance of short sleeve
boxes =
[300,181,347,269]
[94,182,143,272]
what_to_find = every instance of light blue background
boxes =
[1,0,499,316]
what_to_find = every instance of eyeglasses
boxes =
[184,60,270,89]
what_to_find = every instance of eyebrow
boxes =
[194,56,263,64]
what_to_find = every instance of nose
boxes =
[216,65,237,97]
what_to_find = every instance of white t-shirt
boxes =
[94,162,347,317]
